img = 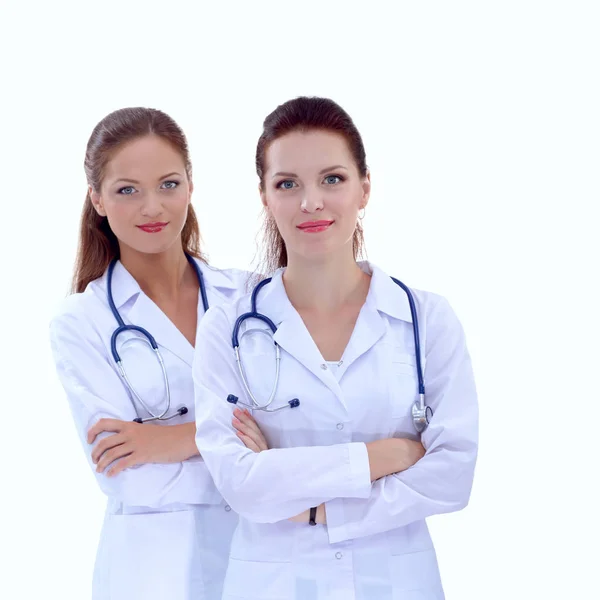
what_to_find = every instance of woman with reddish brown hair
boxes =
[193,97,479,599]
[49,107,258,600]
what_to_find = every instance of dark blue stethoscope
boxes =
[226,276,433,433]
[107,254,208,424]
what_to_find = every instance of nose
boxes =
[300,186,324,213]
[140,191,164,218]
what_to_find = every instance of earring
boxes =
[358,207,366,220]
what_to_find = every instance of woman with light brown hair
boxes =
[194,96,478,599]
[50,107,253,599]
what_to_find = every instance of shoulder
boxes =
[200,262,254,300]
[197,281,257,345]
[49,275,108,339]
[370,262,462,336]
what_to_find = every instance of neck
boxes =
[283,247,369,312]
[119,243,193,301]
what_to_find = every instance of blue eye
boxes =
[324,175,343,185]
[161,180,179,190]
[277,180,297,190]
[118,186,136,195]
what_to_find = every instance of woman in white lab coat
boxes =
[50,107,253,600]
[193,97,479,600]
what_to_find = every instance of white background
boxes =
[1,1,598,598]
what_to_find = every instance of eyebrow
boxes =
[271,165,349,179]
[112,172,182,185]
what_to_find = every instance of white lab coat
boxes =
[50,259,250,600]
[193,262,478,600]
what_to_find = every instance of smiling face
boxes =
[90,134,193,256]
[260,129,370,263]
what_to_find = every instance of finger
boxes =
[88,419,126,444]
[234,420,268,453]
[96,444,132,473]
[91,434,126,464]
[239,415,269,451]
[236,431,260,453]
[234,410,265,441]
[232,417,261,441]
[238,411,269,451]
[106,454,140,478]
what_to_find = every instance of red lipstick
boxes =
[296,220,334,233]
[137,222,168,233]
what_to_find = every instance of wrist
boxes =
[366,438,403,481]
[179,422,200,459]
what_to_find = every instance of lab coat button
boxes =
[336,423,344,430]
[335,552,343,559]
[224,505,231,512]
[320,364,327,370]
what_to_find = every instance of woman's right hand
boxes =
[366,438,425,481]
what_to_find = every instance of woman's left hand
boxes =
[88,420,198,477]
[232,408,269,452]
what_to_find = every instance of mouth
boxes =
[137,222,168,233]
[296,220,334,233]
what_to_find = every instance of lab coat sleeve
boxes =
[325,296,478,544]
[194,306,373,523]
[50,309,220,508]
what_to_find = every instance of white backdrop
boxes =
[1,1,598,598]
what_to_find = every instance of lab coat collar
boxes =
[250,262,412,406]
[100,257,233,368]
[202,263,248,298]
[361,262,413,323]
[102,258,242,310]
[253,262,414,324]
[100,260,140,310]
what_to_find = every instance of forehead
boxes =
[103,135,185,182]
[265,130,355,175]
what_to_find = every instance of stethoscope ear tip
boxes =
[227,394,239,404]
[178,406,189,416]
[288,399,300,408]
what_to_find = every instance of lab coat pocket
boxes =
[105,510,201,599]
[222,559,292,600]
[388,348,419,421]
[390,548,444,598]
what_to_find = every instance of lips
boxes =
[297,220,334,232]
[137,222,168,233]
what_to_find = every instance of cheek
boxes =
[330,189,360,217]
[168,193,190,218]
[105,200,137,225]
[268,198,295,224]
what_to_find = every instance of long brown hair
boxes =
[72,107,204,293]
[255,97,367,274]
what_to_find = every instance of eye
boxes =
[276,180,297,190]
[161,180,179,190]
[117,186,136,195]
[324,175,344,185]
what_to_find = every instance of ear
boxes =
[259,183,268,209]
[89,186,107,217]
[360,170,371,210]
[188,180,194,205]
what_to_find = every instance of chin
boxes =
[126,236,181,256]
[292,241,338,261]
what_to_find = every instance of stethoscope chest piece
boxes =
[412,399,433,433]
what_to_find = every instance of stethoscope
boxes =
[226,276,433,433]
[107,254,208,424]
